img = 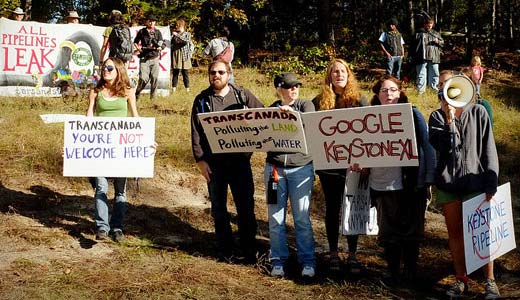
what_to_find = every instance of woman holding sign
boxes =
[369,75,436,287]
[429,71,500,299]
[312,59,369,274]
[265,73,316,278]
[86,57,139,242]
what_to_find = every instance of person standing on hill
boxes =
[133,13,165,100]
[190,60,263,263]
[86,57,139,243]
[171,19,194,93]
[312,58,369,274]
[429,70,500,299]
[99,10,133,67]
[203,26,235,83]
[412,17,444,94]
[66,11,80,24]
[379,18,405,80]
[369,75,435,287]
[265,73,316,279]
[11,7,25,21]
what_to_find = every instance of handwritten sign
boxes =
[463,183,516,274]
[63,117,156,177]
[302,103,418,170]
[198,107,308,154]
[341,171,378,235]
[0,18,171,97]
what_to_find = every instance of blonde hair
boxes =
[471,56,482,66]
[314,58,363,110]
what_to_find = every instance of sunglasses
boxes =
[103,65,115,72]
[210,70,227,76]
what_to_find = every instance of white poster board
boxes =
[463,183,516,274]
[198,107,308,154]
[341,171,379,235]
[63,116,156,178]
[0,17,171,97]
[302,103,418,170]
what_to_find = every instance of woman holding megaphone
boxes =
[428,70,500,299]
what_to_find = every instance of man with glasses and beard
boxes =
[190,60,264,263]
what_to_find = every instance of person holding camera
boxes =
[134,13,165,100]
[265,73,316,278]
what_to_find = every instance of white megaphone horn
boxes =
[442,75,476,109]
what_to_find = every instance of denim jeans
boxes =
[207,156,257,257]
[265,163,315,268]
[386,56,402,80]
[416,60,440,93]
[94,177,127,232]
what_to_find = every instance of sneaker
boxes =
[186,88,190,92]
[112,229,124,243]
[96,229,108,240]
[301,266,315,278]
[484,279,500,299]
[446,278,468,298]
[271,265,284,277]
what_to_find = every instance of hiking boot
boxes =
[96,229,108,240]
[484,279,500,299]
[329,254,341,271]
[301,266,315,278]
[347,255,362,274]
[271,265,284,277]
[446,278,468,298]
[112,229,124,243]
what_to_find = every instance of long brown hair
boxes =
[95,57,131,97]
[314,58,363,110]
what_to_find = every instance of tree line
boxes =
[3,0,519,73]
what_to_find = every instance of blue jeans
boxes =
[94,177,127,232]
[416,60,440,93]
[386,56,402,80]
[265,163,315,268]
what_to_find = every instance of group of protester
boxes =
[189,58,500,299]
[9,7,500,299]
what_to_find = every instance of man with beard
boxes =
[190,60,264,263]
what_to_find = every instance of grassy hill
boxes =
[0,67,519,299]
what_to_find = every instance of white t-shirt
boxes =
[370,167,403,191]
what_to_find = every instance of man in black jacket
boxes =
[191,60,264,262]
[134,14,165,100]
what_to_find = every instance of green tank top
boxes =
[95,91,128,117]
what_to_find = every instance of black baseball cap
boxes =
[274,73,302,89]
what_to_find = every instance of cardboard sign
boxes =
[0,18,171,97]
[198,107,308,154]
[341,171,379,235]
[302,103,418,170]
[63,116,156,178]
[463,183,516,274]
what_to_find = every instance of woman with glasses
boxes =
[312,59,368,275]
[369,74,435,286]
[266,72,316,278]
[86,57,139,242]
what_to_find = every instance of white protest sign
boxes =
[341,171,378,235]
[40,114,83,124]
[463,183,516,274]
[198,107,308,154]
[302,103,418,170]
[63,117,156,178]
[0,18,171,97]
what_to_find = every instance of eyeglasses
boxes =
[103,65,115,72]
[379,87,399,94]
[210,70,227,76]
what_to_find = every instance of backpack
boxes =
[109,24,133,62]
[213,41,232,63]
